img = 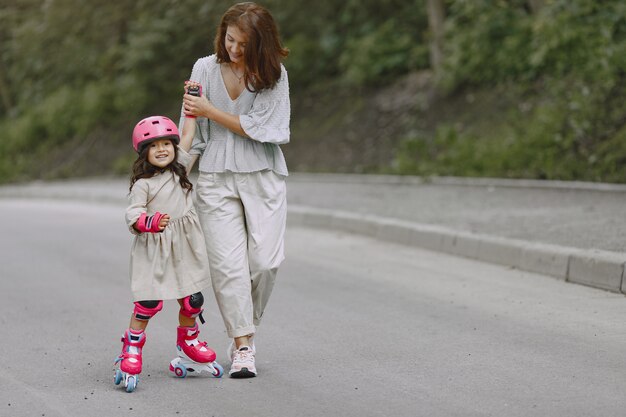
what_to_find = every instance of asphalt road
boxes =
[2,198,626,417]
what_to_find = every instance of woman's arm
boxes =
[183,94,248,137]
[183,65,290,143]
[238,69,290,145]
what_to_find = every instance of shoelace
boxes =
[233,349,252,363]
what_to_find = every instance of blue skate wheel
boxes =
[212,362,224,378]
[114,369,123,385]
[126,375,137,393]
[174,364,187,378]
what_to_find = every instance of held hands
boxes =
[134,212,170,233]
[185,80,202,97]
[183,81,213,119]
[184,81,201,119]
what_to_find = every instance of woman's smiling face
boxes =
[225,25,248,65]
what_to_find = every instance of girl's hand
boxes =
[184,80,201,94]
[134,212,169,233]
[158,214,170,231]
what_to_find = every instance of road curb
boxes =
[289,173,626,192]
[288,205,626,295]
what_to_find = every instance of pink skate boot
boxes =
[169,324,223,378]
[114,329,145,392]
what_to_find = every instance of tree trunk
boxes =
[0,61,13,115]
[527,0,544,14]
[426,0,446,75]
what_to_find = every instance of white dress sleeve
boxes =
[125,180,149,235]
[179,57,211,156]
[239,66,290,145]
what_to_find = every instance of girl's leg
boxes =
[177,297,196,327]
[128,300,163,329]
[129,317,150,332]
[173,292,216,364]
[116,300,162,380]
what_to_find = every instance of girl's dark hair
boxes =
[214,2,289,92]
[129,142,193,194]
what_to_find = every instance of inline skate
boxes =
[114,329,145,392]
[169,324,223,378]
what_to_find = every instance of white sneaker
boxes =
[227,335,256,361]
[229,346,257,378]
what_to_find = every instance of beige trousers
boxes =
[194,171,286,338]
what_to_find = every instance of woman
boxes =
[180,2,290,378]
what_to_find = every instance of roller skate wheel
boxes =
[126,375,137,393]
[212,362,224,378]
[114,369,123,385]
[174,363,187,378]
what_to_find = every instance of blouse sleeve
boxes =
[178,57,210,156]
[239,66,290,145]
[125,180,149,235]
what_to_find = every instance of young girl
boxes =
[114,107,221,393]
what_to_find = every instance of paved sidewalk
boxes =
[288,174,626,253]
[2,173,626,293]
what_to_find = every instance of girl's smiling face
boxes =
[147,139,175,168]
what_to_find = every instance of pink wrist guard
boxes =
[136,212,165,233]
[185,82,202,119]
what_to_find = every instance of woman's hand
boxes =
[182,80,247,137]
[183,82,214,119]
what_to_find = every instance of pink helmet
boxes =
[132,116,180,152]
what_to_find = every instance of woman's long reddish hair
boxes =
[214,2,289,92]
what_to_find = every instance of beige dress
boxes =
[125,149,210,301]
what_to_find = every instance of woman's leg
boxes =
[195,172,255,339]
[239,171,287,326]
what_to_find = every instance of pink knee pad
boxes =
[133,300,163,321]
[180,293,205,324]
